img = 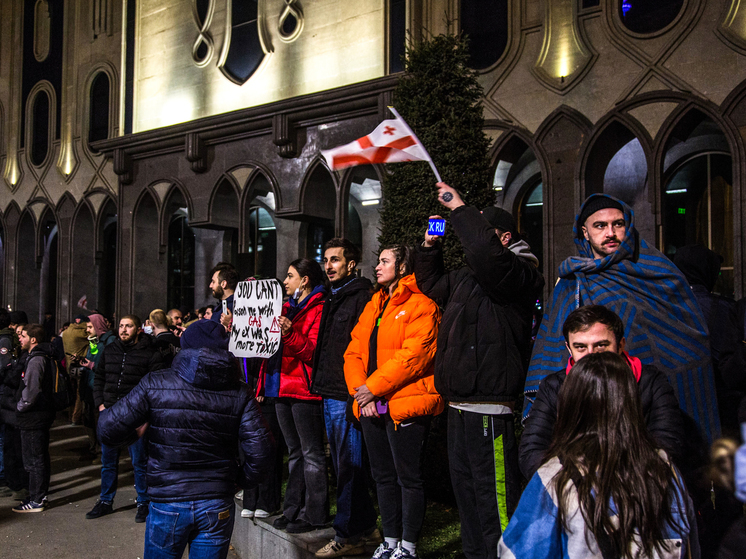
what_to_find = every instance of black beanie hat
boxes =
[578,196,623,229]
[481,207,518,238]
[181,319,229,351]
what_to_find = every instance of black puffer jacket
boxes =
[415,205,544,403]
[518,362,685,479]
[98,347,275,502]
[311,276,373,401]
[93,334,165,409]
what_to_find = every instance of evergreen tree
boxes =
[378,34,494,270]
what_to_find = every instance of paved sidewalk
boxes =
[0,420,239,559]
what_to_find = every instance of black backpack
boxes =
[49,358,75,411]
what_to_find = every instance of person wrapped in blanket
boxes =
[499,352,699,559]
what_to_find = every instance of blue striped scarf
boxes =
[524,194,720,443]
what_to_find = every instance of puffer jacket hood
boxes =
[173,348,239,389]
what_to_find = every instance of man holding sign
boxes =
[414,183,544,559]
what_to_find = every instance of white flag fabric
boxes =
[321,108,441,181]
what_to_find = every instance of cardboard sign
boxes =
[427,218,446,236]
[229,279,283,358]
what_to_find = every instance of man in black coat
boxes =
[98,319,273,559]
[311,238,378,558]
[414,182,544,559]
[13,324,57,512]
[87,315,165,522]
[519,305,685,479]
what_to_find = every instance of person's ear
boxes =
[501,231,512,246]
[565,341,572,356]
[582,226,589,241]
[618,337,626,354]
[348,260,356,272]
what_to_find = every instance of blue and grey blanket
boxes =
[524,194,720,443]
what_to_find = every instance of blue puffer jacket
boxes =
[98,347,275,503]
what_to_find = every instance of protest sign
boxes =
[229,279,283,358]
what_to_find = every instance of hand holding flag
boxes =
[321,107,442,182]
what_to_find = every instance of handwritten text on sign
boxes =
[229,279,283,358]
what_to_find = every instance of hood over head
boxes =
[573,194,638,265]
[172,347,239,388]
[673,244,723,292]
[87,314,109,337]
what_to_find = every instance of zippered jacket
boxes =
[344,274,443,423]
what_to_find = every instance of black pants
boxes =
[447,407,520,559]
[20,427,51,503]
[360,413,430,543]
[243,400,284,514]
[3,424,28,491]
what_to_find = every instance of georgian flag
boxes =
[321,107,441,181]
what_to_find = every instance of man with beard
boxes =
[209,262,239,324]
[87,315,165,522]
[414,182,544,559]
[525,194,719,445]
[311,238,379,558]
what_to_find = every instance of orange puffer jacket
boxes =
[344,274,443,424]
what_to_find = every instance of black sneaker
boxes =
[135,503,149,523]
[272,515,291,530]
[86,500,113,519]
[12,499,47,513]
[286,519,319,534]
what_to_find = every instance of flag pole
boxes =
[388,106,442,183]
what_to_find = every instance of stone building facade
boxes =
[2,0,746,325]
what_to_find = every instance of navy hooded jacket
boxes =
[98,347,274,502]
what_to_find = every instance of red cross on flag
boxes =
[321,107,442,182]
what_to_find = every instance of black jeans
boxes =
[20,427,51,503]
[360,413,431,543]
[447,407,520,559]
[3,423,28,491]
[243,399,284,514]
[275,398,328,526]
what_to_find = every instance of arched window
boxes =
[167,213,196,310]
[307,222,335,264]
[219,0,266,84]
[461,0,508,69]
[389,0,406,73]
[31,91,50,166]
[246,206,277,279]
[89,72,110,147]
[620,0,684,35]
[663,153,733,296]
[518,181,543,273]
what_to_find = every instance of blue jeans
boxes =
[323,398,377,542]
[100,436,148,504]
[144,498,235,559]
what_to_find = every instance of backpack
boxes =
[49,358,75,411]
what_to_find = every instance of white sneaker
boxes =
[235,490,244,500]
[254,509,270,518]
[240,508,254,518]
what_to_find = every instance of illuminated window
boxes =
[389,0,406,73]
[167,214,196,310]
[220,0,265,84]
[620,0,683,34]
[88,73,110,147]
[30,91,50,166]
[518,182,543,273]
[663,153,733,296]
[461,0,508,69]
[246,207,277,279]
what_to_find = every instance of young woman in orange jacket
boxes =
[344,245,443,559]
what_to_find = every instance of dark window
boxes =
[31,91,50,166]
[167,215,196,310]
[99,220,117,318]
[221,0,265,84]
[518,182,543,274]
[246,207,277,279]
[582,0,600,8]
[307,222,334,264]
[389,0,406,73]
[89,73,110,147]
[620,0,683,34]
[663,153,733,297]
[461,0,508,69]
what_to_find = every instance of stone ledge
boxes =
[231,505,379,559]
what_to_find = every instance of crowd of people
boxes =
[0,181,745,559]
